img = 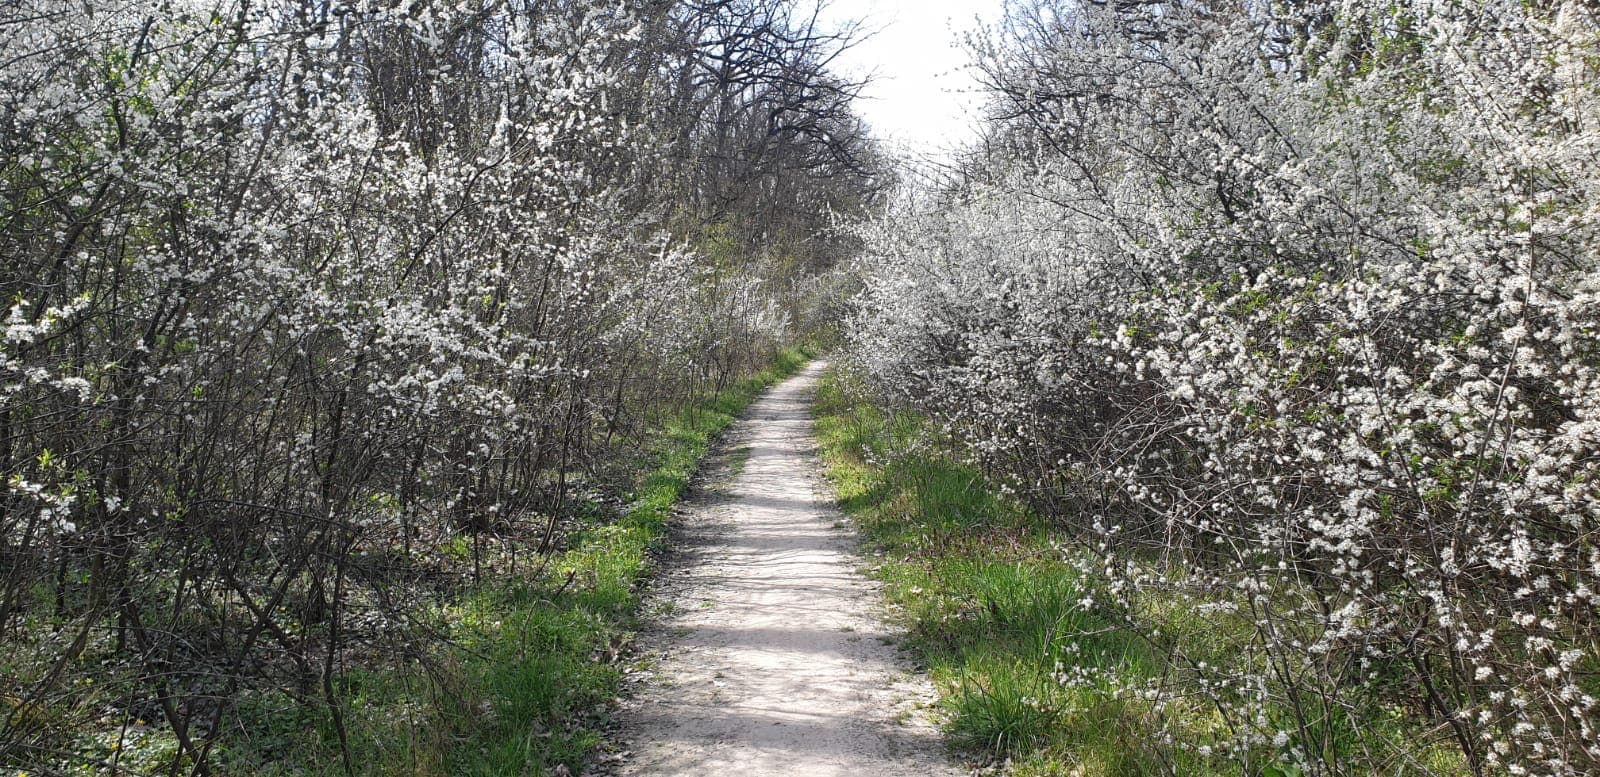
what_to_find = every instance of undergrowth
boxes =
[813,367,1227,777]
[217,347,812,776]
[814,367,1469,776]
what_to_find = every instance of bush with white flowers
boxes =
[0,0,845,769]
[849,1,1600,773]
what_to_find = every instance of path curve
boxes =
[603,361,959,777]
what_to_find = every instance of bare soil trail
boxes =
[601,361,960,777]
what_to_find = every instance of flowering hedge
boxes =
[0,0,866,771]
[848,2,1600,774]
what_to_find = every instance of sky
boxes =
[816,0,1006,159]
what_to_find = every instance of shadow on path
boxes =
[602,362,960,777]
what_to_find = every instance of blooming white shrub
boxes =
[849,1,1600,773]
[0,0,853,769]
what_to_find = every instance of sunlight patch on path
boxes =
[605,362,959,777]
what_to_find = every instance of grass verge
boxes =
[812,367,1212,777]
[221,347,811,776]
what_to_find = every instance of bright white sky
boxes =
[817,0,1006,159]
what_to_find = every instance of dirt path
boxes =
[601,361,959,777]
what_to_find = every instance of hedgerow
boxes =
[847,2,1600,774]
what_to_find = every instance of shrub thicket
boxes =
[0,0,875,771]
[848,2,1600,774]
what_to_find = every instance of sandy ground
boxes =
[598,361,961,777]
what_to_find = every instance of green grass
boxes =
[812,368,1475,777]
[218,347,812,776]
[812,369,1218,776]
